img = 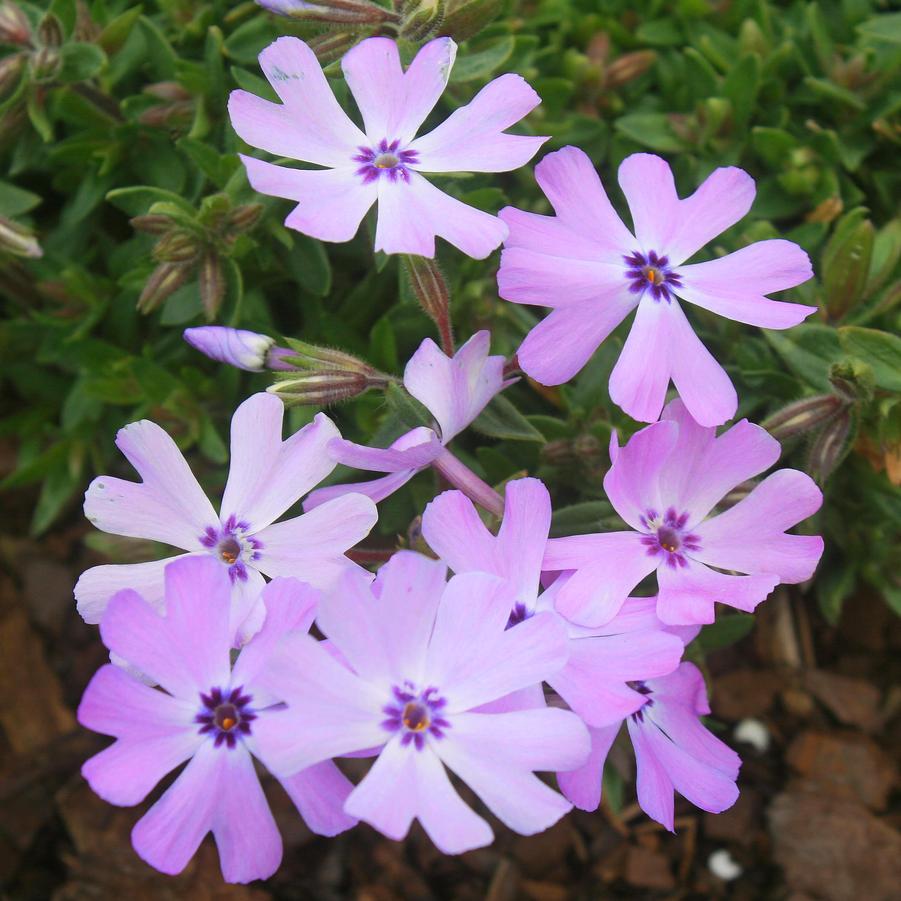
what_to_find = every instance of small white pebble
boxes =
[734,717,771,752]
[708,848,743,881]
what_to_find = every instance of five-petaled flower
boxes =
[252,551,590,854]
[543,399,824,627]
[498,146,816,426]
[558,663,740,831]
[229,35,547,259]
[75,392,377,644]
[77,558,357,883]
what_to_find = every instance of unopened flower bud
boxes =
[442,0,502,42]
[762,394,843,441]
[829,359,875,403]
[137,262,191,313]
[268,370,370,406]
[0,52,24,99]
[224,203,263,236]
[280,337,379,377]
[153,229,200,263]
[184,326,279,372]
[137,100,194,129]
[307,31,358,65]
[198,251,225,320]
[808,407,853,481]
[400,0,444,41]
[605,50,656,88]
[37,13,64,48]
[823,216,874,320]
[0,1,30,44]
[255,0,398,25]
[143,81,191,101]
[30,46,61,82]
[403,254,453,351]
[0,215,41,258]
[130,214,172,234]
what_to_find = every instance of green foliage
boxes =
[1,0,899,628]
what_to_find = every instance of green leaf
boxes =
[450,35,515,82]
[838,327,901,392]
[106,186,196,217]
[550,501,614,537]
[31,462,81,535]
[0,181,41,217]
[57,42,107,83]
[614,113,684,153]
[473,394,545,442]
[694,614,755,652]
[764,325,844,391]
[384,383,432,431]
[284,233,332,297]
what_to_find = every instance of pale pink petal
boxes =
[530,146,635,261]
[650,661,710,714]
[328,427,443,472]
[663,166,756,266]
[221,398,341,531]
[230,567,267,648]
[692,470,824,582]
[656,559,778,625]
[253,493,378,586]
[84,420,217,549]
[500,206,620,262]
[240,156,377,243]
[303,470,417,511]
[231,577,319,696]
[421,488,498,575]
[677,240,815,327]
[228,37,365,166]
[608,296,673,424]
[277,760,357,837]
[131,740,222,876]
[341,36,404,141]
[498,247,625,306]
[474,682,546,714]
[617,154,680,253]
[557,723,620,812]
[602,419,677,530]
[375,172,508,259]
[390,37,457,144]
[516,293,637,385]
[253,633,386,775]
[658,400,780,527]
[410,74,545,173]
[405,331,505,443]
[668,300,737,427]
[74,554,190,624]
[212,746,282,883]
[627,717,675,831]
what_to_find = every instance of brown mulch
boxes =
[1,480,899,900]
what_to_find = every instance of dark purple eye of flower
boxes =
[196,686,256,749]
[353,138,420,184]
[628,680,654,722]
[217,537,241,565]
[623,250,683,303]
[639,507,701,568]
[382,682,450,750]
[198,514,263,583]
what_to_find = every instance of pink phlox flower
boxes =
[544,399,824,628]
[252,550,590,854]
[422,477,684,728]
[228,36,547,258]
[75,392,377,644]
[77,557,357,883]
[558,662,740,831]
[304,331,506,510]
[498,146,816,426]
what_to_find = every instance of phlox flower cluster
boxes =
[72,30,826,885]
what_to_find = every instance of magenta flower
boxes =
[422,477,684,726]
[228,36,546,259]
[498,147,816,425]
[544,399,824,627]
[253,551,589,854]
[75,393,377,643]
[184,326,294,372]
[558,663,740,830]
[77,557,357,882]
[305,331,505,509]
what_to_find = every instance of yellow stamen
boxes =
[220,716,236,730]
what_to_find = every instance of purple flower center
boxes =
[353,138,419,184]
[628,680,654,723]
[506,602,531,628]
[195,686,256,749]
[199,514,262,583]
[624,250,682,302]
[639,507,701,568]
[382,682,449,751]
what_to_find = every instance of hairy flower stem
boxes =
[432,448,504,517]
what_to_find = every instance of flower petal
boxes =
[557,723,620,812]
[498,248,626,306]
[328,427,443,473]
[627,716,675,831]
[617,154,680,253]
[240,156,377,243]
[410,74,545,173]
[253,493,377,587]
[499,205,619,263]
[221,397,341,531]
[692,469,824,582]
[303,470,417,511]
[391,37,457,144]
[341,36,404,142]
[516,293,637,385]
[228,37,365,166]
[211,745,282,883]
[84,421,217,550]
[421,488,498,575]
[375,172,507,259]
[277,760,357,837]
[404,332,505,443]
